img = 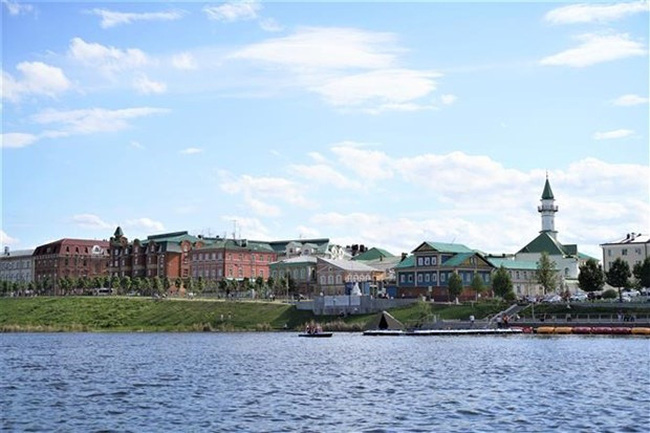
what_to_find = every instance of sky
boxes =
[1,0,649,261]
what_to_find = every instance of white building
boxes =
[600,233,650,272]
[0,248,35,284]
[514,177,592,293]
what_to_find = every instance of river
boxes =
[1,333,648,432]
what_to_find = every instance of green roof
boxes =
[517,232,567,256]
[441,252,475,267]
[487,257,539,270]
[418,242,473,254]
[394,255,415,269]
[352,247,395,261]
[541,178,554,200]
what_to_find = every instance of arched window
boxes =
[336,275,342,284]
[327,275,334,285]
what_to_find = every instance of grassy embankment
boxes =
[0,296,507,332]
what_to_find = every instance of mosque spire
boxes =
[538,174,558,238]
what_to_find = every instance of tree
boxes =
[536,252,558,294]
[120,276,132,295]
[59,276,71,295]
[578,258,605,296]
[632,257,650,288]
[492,266,513,299]
[184,277,195,295]
[131,277,142,295]
[197,277,206,295]
[152,276,164,297]
[175,277,183,293]
[606,258,631,302]
[109,276,120,293]
[470,273,485,301]
[447,272,463,302]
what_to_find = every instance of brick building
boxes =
[109,227,199,281]
[33,238,110,294]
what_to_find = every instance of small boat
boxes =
[298,332,333,338]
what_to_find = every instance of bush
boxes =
[602,289,618,299]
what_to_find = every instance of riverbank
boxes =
[0,297,509,332]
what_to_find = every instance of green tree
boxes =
[632,257,650,288]
[131,277,142,295]
[197,277,206,296]
[536,252,558,294]
[470,273,485,301]
[578,258,605,296]
[120,275,132,295]
[492,266,513,299]
[109,276,120,293]
[184,277,195,295]
[59,276,71,295]
[606,258,631,302]
[447,272,463,302]
[152,276,164,297]
[175,277,183,293]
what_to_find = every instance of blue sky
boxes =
[2,0,649,260]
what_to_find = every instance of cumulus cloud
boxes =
[68,37,149,75]
[612,94,648,106]
[2,62,71,102]
[133,74,167,94]
[2,0,33,16]
[203,0,261,22]
[1,133,39,149]
[540,33,646,67]
[89,8,185,28]
[593,129,634,140]
[180,147,203,155]
[172,52,198,70]
[72,214,113,230]
[125,218,165,232]
[0,230,19,247]
[544,2,649,25]
[231,27,442,112]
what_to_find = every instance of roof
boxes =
[441,252,475,267]
[269,256,318,267]
[394,255,415,269]
[601,233,650,246]
[517,232,568,256]
[414,241,474,254]
[541,178,554,200]
[1,249,34,258]
[268,238,330,254]
[352,247,395,261]
[199,238,275,253]
[318,257,378,272]
[487,257,539,270]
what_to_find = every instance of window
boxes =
[417,257,423,266]
[321,276,326,284]
[424,257,430,266]
[432,256,437,265]
[441,273,446,282]
[336,275,342,284]
[417,274,423,283]
[408,274,413,282]
[425,273,430,282]
[400,275,405,283]
[622,249,628,256]
[328,275,334,284]
[607,250,612,256]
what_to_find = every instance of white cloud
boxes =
[172,52,198,70]
[125,218,165,232]
[544,2,649,25]
[330,142,394,182]
[219,172,314,216]
[72,214,113,230]
[2,0,33,16]
[133,74,167,94]
[2,62,71,102]
[180,147,203,155]
[203,0,261,22]
[0,230,19,247]
[315,69,440,107]
[612,94,649,106]
[441,94,458,105]
[540,33,646,67]
[232,27,399,70]
[220,215,271,240]
[130,140,144,149]
[68,37,149,75]
[89,8,185,28]
[1,133,39,149]
[32,107,169,136]
[290,163,364,190]
[593,129,634,140]
[259,17,283,32]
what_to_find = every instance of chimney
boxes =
[401,252,408,262]
[3,246,9,256]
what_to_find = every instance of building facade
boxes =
[109,227,199,282]
[0,248,35,284]
[316,257,382,296]
[33,239,110,294]
[269,256,318,295]
[600,232,649,273]
[395,242,493,301]
[190,238,277,284]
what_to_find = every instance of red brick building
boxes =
[33,238,110,294]
[190,238,277,283]
[109,227,200,281]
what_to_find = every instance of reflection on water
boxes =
[1,333,649,432]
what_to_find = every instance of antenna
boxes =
[232,220,237,240]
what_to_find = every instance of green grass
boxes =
[0,297,516,332]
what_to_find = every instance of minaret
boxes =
[538,174,558,239]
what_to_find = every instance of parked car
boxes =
[570,292,588,302]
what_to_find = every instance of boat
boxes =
[298,332,333,338]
